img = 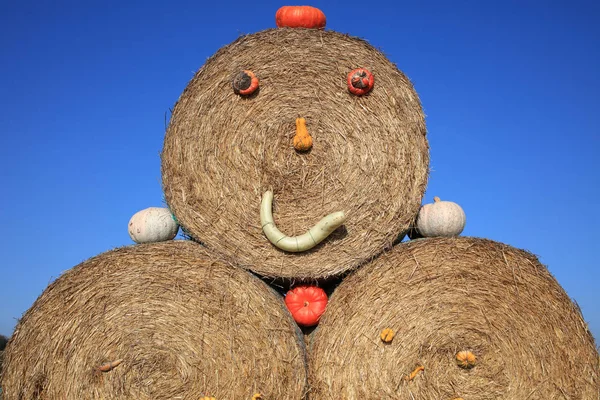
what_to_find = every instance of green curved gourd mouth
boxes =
[260,190,346,253]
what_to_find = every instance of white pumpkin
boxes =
[415,196,466,237]
[128,207,179,243]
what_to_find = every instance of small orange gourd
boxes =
[251,394,262,400]
[293,117,313,151]
[98,359,123,372]
[456,350,477,369]
[405,365,425,381]
[380,328,395,343]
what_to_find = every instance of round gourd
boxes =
[347,68,374,96]
[415,197,466,237]
[275,6,326,29]
[380,328,395,343]
[128,207,179,243]
[456,350,477,369]
[284,285,328,327]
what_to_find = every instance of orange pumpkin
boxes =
[284,285,328,327]
[293,117,313,151]
[456,350,477,369]
[347,68,374,96]
[380,328,395,343]
[275,6,326,29]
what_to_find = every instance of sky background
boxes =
[0,1,598,342]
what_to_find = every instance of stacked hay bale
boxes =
[309,238,599,398]
[1,242,307,399]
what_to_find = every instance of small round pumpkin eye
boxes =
[232,70,259,96]
[347,68,374,96]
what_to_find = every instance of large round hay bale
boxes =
[162,28,429,279]
[309,237,599,399]
[1,242,307,399]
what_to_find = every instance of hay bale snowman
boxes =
[309,237,600,398]
[2,6,598,400]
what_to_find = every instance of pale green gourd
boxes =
[128,207,180,243]
[261,190,346,252]
[415,197,466,237]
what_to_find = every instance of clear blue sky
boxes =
[1,1,598,341]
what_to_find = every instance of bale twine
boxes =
[309,237,599,399]
[1,241,307,399]
[162,28,429,279]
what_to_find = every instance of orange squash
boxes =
[405,365,425,381]
[456,350,477,369]
[275,6,326,29]
[293,117,313,151]
[284,285,328,327]
[380,328,395,343]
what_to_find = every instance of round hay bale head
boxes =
[1,241,307,400]
[162,28,429,279]
[309,237,599,399]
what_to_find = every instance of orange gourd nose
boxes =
[293,118,313,152]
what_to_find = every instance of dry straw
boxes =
[1,241,307,399]
[310,237,599,399]
[162,28,429,279]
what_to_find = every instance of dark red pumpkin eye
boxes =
[232,70,259,96]
[347,68,374,96]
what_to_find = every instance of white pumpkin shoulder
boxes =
[415,196,466,238]
[128,207,179,243]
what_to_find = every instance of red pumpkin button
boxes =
[284,285,328,327]
[347,68,374,96]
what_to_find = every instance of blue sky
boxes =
[0,1,598,341]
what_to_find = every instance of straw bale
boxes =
[162,28,429,279]
[309,237,599,399]
[1,241,307,399]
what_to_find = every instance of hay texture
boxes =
[309,237,599,399]
[1,241,307,399]
[162,28,429,279]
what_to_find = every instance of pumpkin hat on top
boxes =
[275,6,327,29]
[162,8,429,279]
